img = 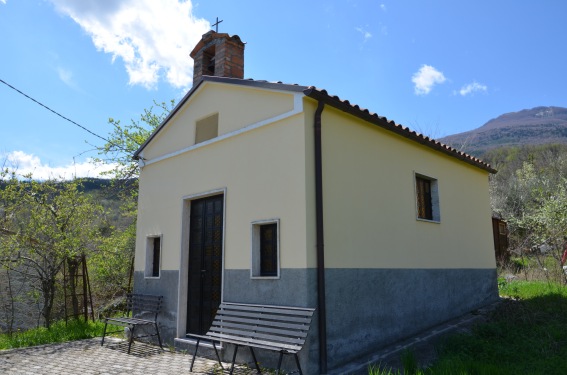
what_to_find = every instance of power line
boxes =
[0,78,128,153]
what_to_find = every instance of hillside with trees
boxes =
[438,106,567,282]
[0,100,174,333]
[484,144,567,260]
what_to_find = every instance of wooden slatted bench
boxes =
[100,293,164,354]
[188,302,315,375]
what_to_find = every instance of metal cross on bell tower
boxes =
[212,17,223,32]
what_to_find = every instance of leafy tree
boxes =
[0,171,105,327]
[94,100,175,186]
[487,145,567,282]
[87,100,175,298]
[90,223,136,301]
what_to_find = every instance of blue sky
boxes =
[1,0,566,179]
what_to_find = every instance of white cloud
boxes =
[49,0,210,89]
[4,151,117,180]
[355,27,372,41]
[411,65,447,95]
[380,4,387,11]
[458,82,488,96]
[57,67,80,90]
[0,0,6,5]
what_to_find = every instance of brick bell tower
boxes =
[190,31,245,86]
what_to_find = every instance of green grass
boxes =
[370,281,567,375]
[0,319,109,350]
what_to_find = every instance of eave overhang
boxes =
[303,87,497,174]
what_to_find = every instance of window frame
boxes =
[250,219,280,279]
[144,234,162,279]
[414,173,440,223]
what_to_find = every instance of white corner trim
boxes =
[143,93,304,167]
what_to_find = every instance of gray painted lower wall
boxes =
[323,268,499,371]
[134,267,498,374]
[133,270,179,344]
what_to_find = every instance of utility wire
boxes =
[0,78,129,153]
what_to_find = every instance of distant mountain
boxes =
[439,106,567,157]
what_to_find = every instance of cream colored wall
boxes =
[136,85,495,273]
[141,83,294,161]
[318,104,495,269]
[135,85,309,272]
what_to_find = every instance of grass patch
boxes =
[0,319,109,350]
[370,281,567,375]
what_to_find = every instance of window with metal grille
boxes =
[251,219,280,278]
[152,237,161,277]
[416,176,433,220]
[260,224,278,276]
[415,174,440,222]
[145,235,162,278]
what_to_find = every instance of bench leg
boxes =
[294,353,303,375]
[229,344,239,375]
[212,340,224,370]
[276,352,284,375]
[127,325,136,354]
[154,322,163,350]
[190,338,200,372]
[100,320,108,347]
[249,347,262,374]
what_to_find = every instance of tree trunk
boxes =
[66,257,81,318]
[41,278,56,328]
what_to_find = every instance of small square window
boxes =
[415,174,440,222]
[195,113,218,144]
[251,220,280,278]
[145,235,162,278]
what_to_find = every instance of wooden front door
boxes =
[186,194,224,335]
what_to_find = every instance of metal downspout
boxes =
[314,100,328,374]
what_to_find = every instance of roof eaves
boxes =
[303,87,496,174]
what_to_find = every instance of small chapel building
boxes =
[132,31,499,373]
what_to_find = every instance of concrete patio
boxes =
[0,301,500,374]
[0,337,256,375]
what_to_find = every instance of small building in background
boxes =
[492,216,509,264]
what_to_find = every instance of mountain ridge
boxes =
[439,106,567,157]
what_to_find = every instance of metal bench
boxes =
[188,302,315,375]
[100,293,163,354]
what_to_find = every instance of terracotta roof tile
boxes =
[302,86,496,173]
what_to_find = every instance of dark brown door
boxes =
[186,194,224,335]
